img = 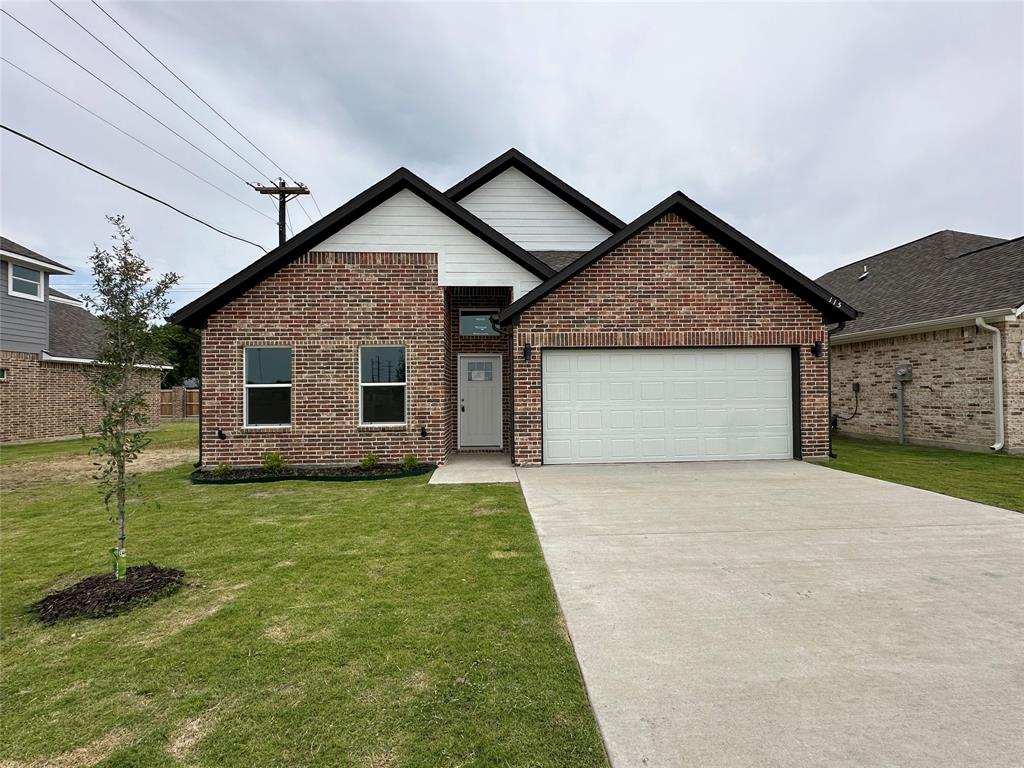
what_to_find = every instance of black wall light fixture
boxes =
[811,341,824,358]
[216,428,227,440]
[524,343,533,361]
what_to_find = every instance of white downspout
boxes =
[975,317,1005,451]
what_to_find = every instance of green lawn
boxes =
[0,421,199,466]
[1,426,606,766]
[830,435,1024,512]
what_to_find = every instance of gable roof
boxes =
[498,191,858,325]
[1,236,73,274]
[446,149,625,233]
[817,230,1023,338]
[170,167,555,328]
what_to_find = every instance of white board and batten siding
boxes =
[311,189,542,299]
[459,168,613,251]
[542,348,793,464]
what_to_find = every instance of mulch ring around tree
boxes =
[32,564,185,624]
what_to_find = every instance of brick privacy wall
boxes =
[0,350,161,443]
[1002,319,1023,453]
[447,287,512,450]
[200,252,447,467]
[510,212,830,465]
[830,324,1009,450]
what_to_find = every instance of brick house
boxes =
[171,149,856,468]
[818,231,1023,453]
[0,237,163,443]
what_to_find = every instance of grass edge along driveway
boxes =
[1,430,608,767]
[830,434,1024,512]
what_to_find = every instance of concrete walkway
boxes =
[428,452,519,484]
[518,461,1024,768]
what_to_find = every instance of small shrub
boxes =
[401,454,418,472]
[261,452,286,473]
[359,452,380,470]
[212,462,233,478]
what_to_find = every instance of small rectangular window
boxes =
[244,347,291,426]
[459,310,499,337]
[360,346,406,425]
[8,264,42,300]
[0,368,8,381]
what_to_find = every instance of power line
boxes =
[49,0,274,184]
[2,124,266,251]
[2,56,276,224]
[0,7,253,187]
[89,0,327,219]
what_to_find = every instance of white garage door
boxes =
[542,348,793,464]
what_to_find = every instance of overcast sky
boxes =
[2,1,1021,312]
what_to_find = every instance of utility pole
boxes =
[250,178,310,246]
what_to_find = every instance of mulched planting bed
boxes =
[191,463,435,484]
[32,564,185,624]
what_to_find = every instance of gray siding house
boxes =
[0,236,163,442]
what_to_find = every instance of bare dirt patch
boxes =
[166,707,222,761]
[489,550,521,559]
[1,448,196,490]
[132,583,246,648]
[0,728,133,768]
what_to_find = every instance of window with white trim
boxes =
[459,309,500,337]
[244,347,292,427]
[8,264,42,300]
[360,346,406,425]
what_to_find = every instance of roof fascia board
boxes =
[170,168,553,328]
[832,308,1017,345]
[446,149,625,232]
[1,250,74,275]
[39,350,172,370]
[498,192,857,324]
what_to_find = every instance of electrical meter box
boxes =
[895,363,913,382]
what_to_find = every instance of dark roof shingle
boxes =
[531,250,586,271]
[817,231,1023,337]
[48,300,104,359]
[1,236,73,272]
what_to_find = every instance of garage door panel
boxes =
[542,348,793,464]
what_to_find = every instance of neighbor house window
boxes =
[459,309,499,337]
[8,264,42,300]
[244,347,292,427]
[360,346,406,425]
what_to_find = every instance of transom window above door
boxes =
[360,346,406,425]
[459,310,499,337]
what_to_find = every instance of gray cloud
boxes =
[2,1,1020,310]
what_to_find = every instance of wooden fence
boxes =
[160,387,200,419]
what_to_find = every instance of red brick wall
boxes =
[446,287,512,450]
[510,212,830,465]
[0,351,161,443]
[200,252,447,467]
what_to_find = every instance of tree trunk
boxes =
[114,412,127,580]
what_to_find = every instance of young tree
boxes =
[84,216,180,579]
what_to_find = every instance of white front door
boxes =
[459,354,503,448]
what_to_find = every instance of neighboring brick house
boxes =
[818,231,1023,453]
[0,237,163,443]
[171,149,856,468]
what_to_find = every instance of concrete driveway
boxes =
[518,461,1024,767]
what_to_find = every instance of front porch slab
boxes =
[429,452,519,484]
